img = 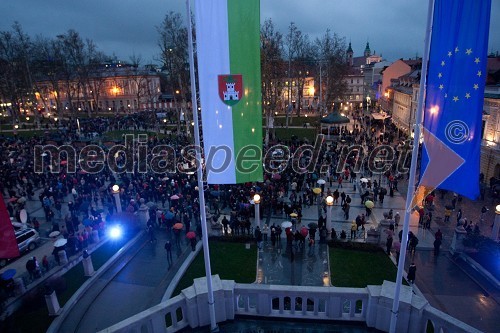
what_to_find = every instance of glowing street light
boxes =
[326,195,334,234]
[112,185,122,213]
[253,194,261,229]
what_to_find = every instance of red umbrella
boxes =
[60,160,68,165]
[8,197,18,203]
[300,226,309,237]
[186,231,196,239]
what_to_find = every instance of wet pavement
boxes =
[256,241,330,286]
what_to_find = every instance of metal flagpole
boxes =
[389,0,434,332]
[186,0,218,331]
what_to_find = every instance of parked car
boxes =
[0,228,40,267]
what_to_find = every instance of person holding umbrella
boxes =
[186,231,197,251]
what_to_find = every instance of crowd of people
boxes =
[0,108,492,291]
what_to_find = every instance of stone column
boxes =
[82,250,95,277]
[450,225,467,255]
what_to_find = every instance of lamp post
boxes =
[313,187,322,219]
[326,195,333,233]
[112,185,122,213]
[253,194,261,229]
[493,205,500,241]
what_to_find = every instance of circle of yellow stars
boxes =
[437,47,482,102]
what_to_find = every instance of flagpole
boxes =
[186,0,218,331]
[389,0,434,332]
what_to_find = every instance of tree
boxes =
[0,22,35,123]
[261,19,285,145]
[157,12,189,135]
[314,30,349,114]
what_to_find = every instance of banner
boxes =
[420,0,491,199]
[194,0,263,184]
[0,193,20,260]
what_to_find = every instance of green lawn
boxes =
[273,128,317,142]
[4,239,125,333]
[172,241,258,297]
[329,247,402,287]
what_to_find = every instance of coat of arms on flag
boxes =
[218,74,243,106]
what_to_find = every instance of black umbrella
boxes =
[308,222,318,229]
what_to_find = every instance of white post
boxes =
[326,196,333,232]
[112,185,122,213]
[186,1,217,331]
[389,1,434,332]
[254,194,261,229]
[492,205,500,241]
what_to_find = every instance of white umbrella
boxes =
[54,238,67,247]
[49,231,61,238]
[317,179,326,185]
[281,221,292,228]
[360,178,369,183]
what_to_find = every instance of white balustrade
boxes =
[99,277,482,333]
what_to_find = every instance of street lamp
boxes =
[493,205,500,241]
[326,195,333,234]
[253,194,261,229]
[112,185,122,213]
[313,187,322,219]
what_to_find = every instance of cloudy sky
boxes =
[1,0,499,65]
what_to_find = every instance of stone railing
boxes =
[99,276,481,333]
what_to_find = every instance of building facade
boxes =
[34,65,162,115]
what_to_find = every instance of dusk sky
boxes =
[1,0,499,65]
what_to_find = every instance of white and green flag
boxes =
[194,0,263,184]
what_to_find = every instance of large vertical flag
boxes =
[194,0,263,184]
[419,0,491,201]
[0,193,20,259]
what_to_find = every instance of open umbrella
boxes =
[49,231,61,238]
[312,188,322,195]
[281,221,292,228]
[317,179,326,185]
[365,200,374,209]
[54,238,68,247]
[300,226,309,237]
[170,194,180,200]
[360,178,369,183]
[173,223,184,230]
[380,188,387,195]
[164,211,174,220]
[60,160,68,165]
[290,213,298,218]
[146,202,157,208]
[1,269,16,280]
[186,231,196,239]
[8,197,18,203]
[308,222,318,229]
[272,173,281,180]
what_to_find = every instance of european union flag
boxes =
[420,0,491,199]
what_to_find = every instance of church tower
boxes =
[346,42,353,66]
[364,42,371,57]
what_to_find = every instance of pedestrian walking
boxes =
[433,237,442,256]
[164,240,173,265]
[407,262,417,284]
[262,223,269,241]
[190,237,197,251]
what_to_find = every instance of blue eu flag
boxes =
[420,0,491,199]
